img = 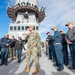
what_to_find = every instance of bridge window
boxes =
[14,26,17,31]
[10,26,13,31]
[25,26,28,30]
[22,26,24,30]
[36,26,39,30]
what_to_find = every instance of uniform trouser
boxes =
[54,44,64,68]
[48,44,53,59]
[26,47,39,68]
[38,47,41,56]
[46,46,48,55]
[62,44,68,65]
[1,47,9,64]
[9,47,16,59]
[69,43,75,68]
[16,49,22,62]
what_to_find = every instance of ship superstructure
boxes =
[7,0,45,39]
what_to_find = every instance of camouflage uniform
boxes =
[26,31,41,68]
[45,40,48,55]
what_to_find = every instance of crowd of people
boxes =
[0,22,75,74]
[0,34,25,65]
[45,22,75,71]
[0,25,41,74]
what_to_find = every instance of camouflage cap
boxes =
[65,22,73,26]
[27,25,34,28]
[51,26,58,30]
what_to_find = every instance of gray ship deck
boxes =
[0,50,75,75]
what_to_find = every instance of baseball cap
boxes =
[46,32,50,34]
[51,26,58,30]
[65,22,73,26]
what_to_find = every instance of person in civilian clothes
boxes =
[0,34,11,66]
[15,37,23,63]
[51,26,64,71]
[46,32,53,60]
[60,30,69,66]
[9,36,16,60]
[65,22,75,69]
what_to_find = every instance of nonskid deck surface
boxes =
[0,51,75,75]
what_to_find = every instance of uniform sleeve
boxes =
[36,32,41,47]
[24,35,29,43]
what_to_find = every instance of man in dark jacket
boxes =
[9,36,16,60]
[0,34,11,66]
[46,32,54,59]
[15,37,23,63]
[65,22,75,69]
[51,26,64,71]
[60,30,69,66]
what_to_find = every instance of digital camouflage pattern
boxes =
[26,31,41,68]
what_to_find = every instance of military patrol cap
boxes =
[51,26,58,30]
[65,22,73,26]
[60,29,64,32]
[27,25,35,30]
[27,25,34,28]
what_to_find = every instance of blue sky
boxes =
[0,0,75,41]
[0,0,9,38]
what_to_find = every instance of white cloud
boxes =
[38,0,75,40]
